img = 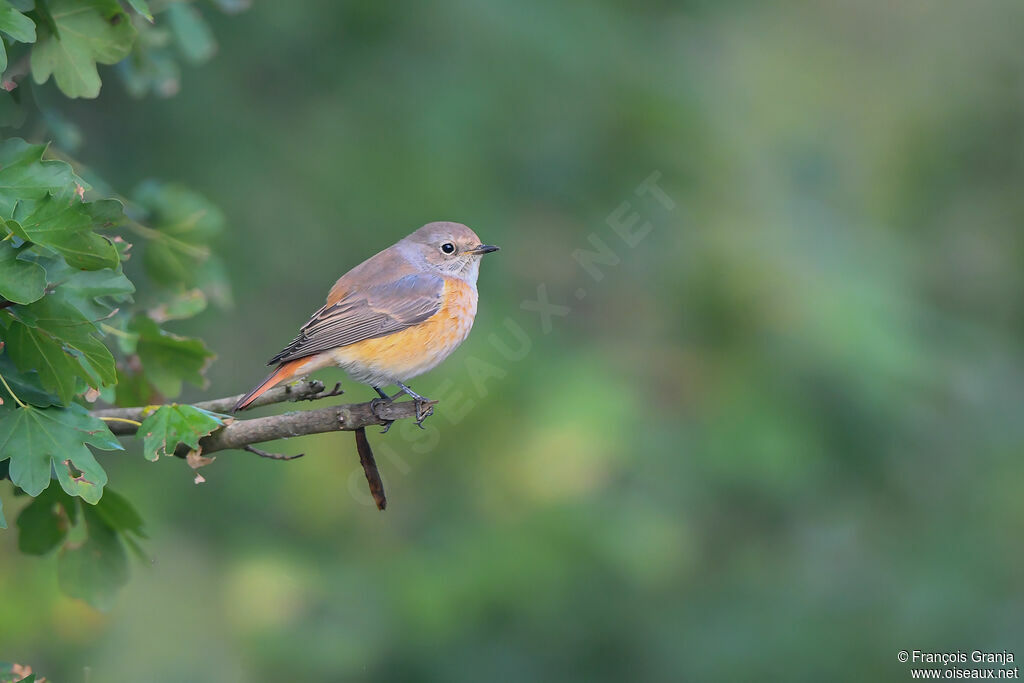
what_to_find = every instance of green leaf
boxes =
[125,0,151,22]
[117,38,180,97]
[0,137,85,218]
[0,0,36,43]
[16,484,76,554]
[7,194,122,270]
[30,0,137,99]
[148,287,206,321]
[91,486,145,537]
[0,497,5,529]
[6,320,83,403]
[0,241,46,304]
[33,251,135,319]
[5,293,117,402]
[165,1,214,64]
[0,353,61,407]
[142,238,197,288]
[130,315,214,398]
[137,403,222,460]
[57,503,128,609]
[0,403,120,503]
[134,180,223,288]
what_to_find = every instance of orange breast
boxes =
[327,278,478,385]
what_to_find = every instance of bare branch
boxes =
[244,445,304,461]
[92,378,342,423]
[355,427,387,510]
[94,382,435,458]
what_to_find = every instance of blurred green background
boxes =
[3,0,1024,680]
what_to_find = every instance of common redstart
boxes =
[233,222,499,426]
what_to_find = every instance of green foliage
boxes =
[11,483,147,609]
[129,314,215,398]
[30,0,136,98]
[134,179,226,290]
[0,0,35,72]
[5,292,119,403]
[138,403,223,460]
[0,402,119,502]
[0,137,83,216]
[16,482,76,554]
[0,241,46,304]
[0,0,238,611]
[6,194,122,269]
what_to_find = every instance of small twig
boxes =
[98,416,142,427]
[0,369,26,408]
[244,445,304,461]
[354,427,386,510]
[0,298,16,310]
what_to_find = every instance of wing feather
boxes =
[268,273,444,364]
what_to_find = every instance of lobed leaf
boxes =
[7,194,123,270]
[0,137,85,218]
[0,403,120,503]
[137,403,223,461]
[5,293,118,403]
[30,0,137,99]
[130,315,214,398]
[134,180,223,289]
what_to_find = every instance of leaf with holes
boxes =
[30,0,137,98]
[138,403,223,461]
[0,403,120,502]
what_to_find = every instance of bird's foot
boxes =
[412,398,437,428]
[394,382,435,429]
[370,397,395,434]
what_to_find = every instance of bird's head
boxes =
[401,221,499,281]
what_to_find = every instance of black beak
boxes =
[467,244,500,255]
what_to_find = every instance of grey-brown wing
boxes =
[268,273,444,364]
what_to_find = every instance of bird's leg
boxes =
[395,382,434,428]
[370,386,395,433]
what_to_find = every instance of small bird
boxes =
[232,222,499,426]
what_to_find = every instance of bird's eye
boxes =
[440,242,456,254]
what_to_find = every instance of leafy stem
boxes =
[0,370,28,408]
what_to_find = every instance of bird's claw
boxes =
[414,398,434,428]
[370,397,395,434]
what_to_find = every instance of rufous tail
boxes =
[232,359,306,412]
